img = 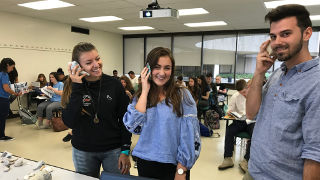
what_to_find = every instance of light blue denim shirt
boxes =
[123,89,201,169]
[249,57,320,180]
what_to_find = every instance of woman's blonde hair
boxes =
[61,76,72,108]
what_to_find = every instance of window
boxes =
[173,36,201,78]
[236,33,271,80]
[124,38,144,75]
[203,34,237,83]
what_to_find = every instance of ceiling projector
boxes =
[140,0,178,18]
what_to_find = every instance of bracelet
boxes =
[121,150,130,156]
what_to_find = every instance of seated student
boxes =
[113,69,120,80]
[205,73,218,108]
[176,75,186,87]
[215,76,227,102]
[36,72,63,128]
[56,68,67,82]
[187,77,201,104]
[197,75,210,119]
[28,73,48,106]
[29,73,47,93]
[36,73,48,88]
[120,75,135,102]
[218,79,254,172]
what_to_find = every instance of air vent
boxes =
[71,26,89,35]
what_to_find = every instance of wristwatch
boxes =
[177,168,185,175]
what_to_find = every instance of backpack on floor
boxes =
[199,122,220,138]
[204,109,220,130]
[52,109,68,132]
[199,122,213,137]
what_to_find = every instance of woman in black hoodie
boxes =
[62,42,131,178]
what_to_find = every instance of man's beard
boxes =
[276,37,303,62]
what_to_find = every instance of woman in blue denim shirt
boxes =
[123,47,201,180]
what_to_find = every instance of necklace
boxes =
[85,77,102,124]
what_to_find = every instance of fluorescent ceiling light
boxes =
[310,15,320,20]
[264,0,320,9]
[178,8,209,16]
[80,16,123,22]
[184,21,227,27]
[18,0,74,10]
[118,26,154,31]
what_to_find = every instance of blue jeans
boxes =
[72,147,121,178]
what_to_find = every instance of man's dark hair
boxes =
[128,71,134,75]
[113,70,118,73]
[177,75,183,81]
[235,79,247,91]
[206,73,213,78]
[265,4,312,32]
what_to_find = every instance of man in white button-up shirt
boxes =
[218,79,254,172]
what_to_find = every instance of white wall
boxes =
[0,11,123,84]
[0,11,123,110]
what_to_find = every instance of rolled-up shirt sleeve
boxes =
[301,92,320,163]
[123,97,147,135]
[177,89,201,169]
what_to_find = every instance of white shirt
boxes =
[228,91,255,124]
[228,91,246,116]
[130,76,139,91]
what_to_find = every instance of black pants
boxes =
[224,121,255,160]
[0,97,10,137]
[137,158,190,180]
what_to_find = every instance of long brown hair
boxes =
[120,75,134,92]
[135,47,184,117]
[37,73,47,88]
[187,77,200,102]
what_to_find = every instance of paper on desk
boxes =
[36,96,49,100]
[230,111,242,118]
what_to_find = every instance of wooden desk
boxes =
[222,115,245,128]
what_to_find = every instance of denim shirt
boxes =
[123,89,201,169]
[249,57,320,180]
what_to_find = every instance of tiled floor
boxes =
[1,117,245,179]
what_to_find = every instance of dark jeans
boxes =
[72,147,122,178]
[0,97,10,137]
[224,121,255,160]
[137,158,190,180]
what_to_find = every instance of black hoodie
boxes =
[62,74,131,152]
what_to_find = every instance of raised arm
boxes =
[123,67,150,134]
[135,67,150,113]
[246,40,276,120]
